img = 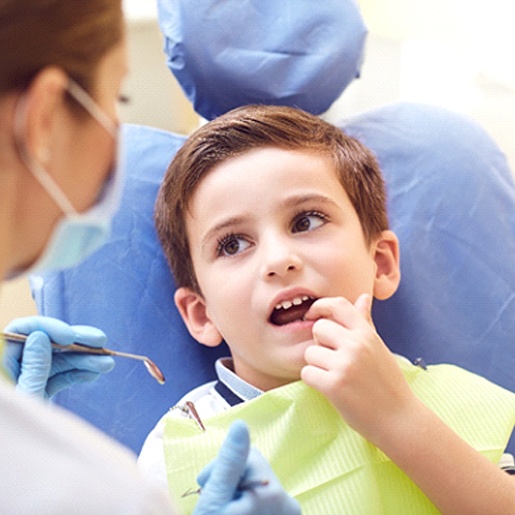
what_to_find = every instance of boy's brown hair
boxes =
[155,105,389,294]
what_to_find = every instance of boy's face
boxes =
[175,147,399,391]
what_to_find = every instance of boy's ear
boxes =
[174,287,224,347]
[372,230,401,300]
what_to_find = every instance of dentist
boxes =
[0,1,298,513]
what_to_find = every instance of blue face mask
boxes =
[12,79,124,276]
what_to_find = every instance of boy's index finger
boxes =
[304,295,372,329]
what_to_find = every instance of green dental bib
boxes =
[163,359,515,514]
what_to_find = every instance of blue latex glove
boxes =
[3,316,114,398]
[194,420,301,515]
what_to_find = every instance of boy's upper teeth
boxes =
[275,295,311,311]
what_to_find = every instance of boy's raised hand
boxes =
[303,295,515,513]
[301,294,419,447]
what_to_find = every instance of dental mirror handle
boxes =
[2,331,165,385]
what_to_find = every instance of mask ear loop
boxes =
[65,79,121,197]
[67,79,118,138]
[12,91,77,217]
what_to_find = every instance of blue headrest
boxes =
[156,0,367,119]
[33,105,515,455]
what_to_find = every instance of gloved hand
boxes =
[3,316,114,398]
[194,420,301,515]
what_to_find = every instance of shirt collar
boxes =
[215,357,263,405]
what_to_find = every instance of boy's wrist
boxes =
[369,395,430,460]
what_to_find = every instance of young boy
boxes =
[139,105,515,513]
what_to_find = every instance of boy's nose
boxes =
[260,239,303,279]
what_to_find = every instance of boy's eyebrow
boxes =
[201,215,249,248]
[282,193,339,210]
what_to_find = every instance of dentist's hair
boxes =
[0,0,123,96]
[155,104,389,293]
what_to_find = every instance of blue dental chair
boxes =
[31,0,515,456]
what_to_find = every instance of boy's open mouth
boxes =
[270,296,316,326]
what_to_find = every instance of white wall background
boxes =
[327,0,515,173]
[2,0,513,327]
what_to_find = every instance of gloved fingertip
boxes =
[211,420,251,475]
[94,356,115,373]
[195,421,251,506]
[226,419,250,449]
[72,325,108,347]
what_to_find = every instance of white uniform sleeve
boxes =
[138,415,170,493]
[0,378,177,515]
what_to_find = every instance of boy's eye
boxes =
[216,234,251,257]
[291,211,327,233]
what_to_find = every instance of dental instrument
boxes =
[3,331,165,385]
[182,479,270,498]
